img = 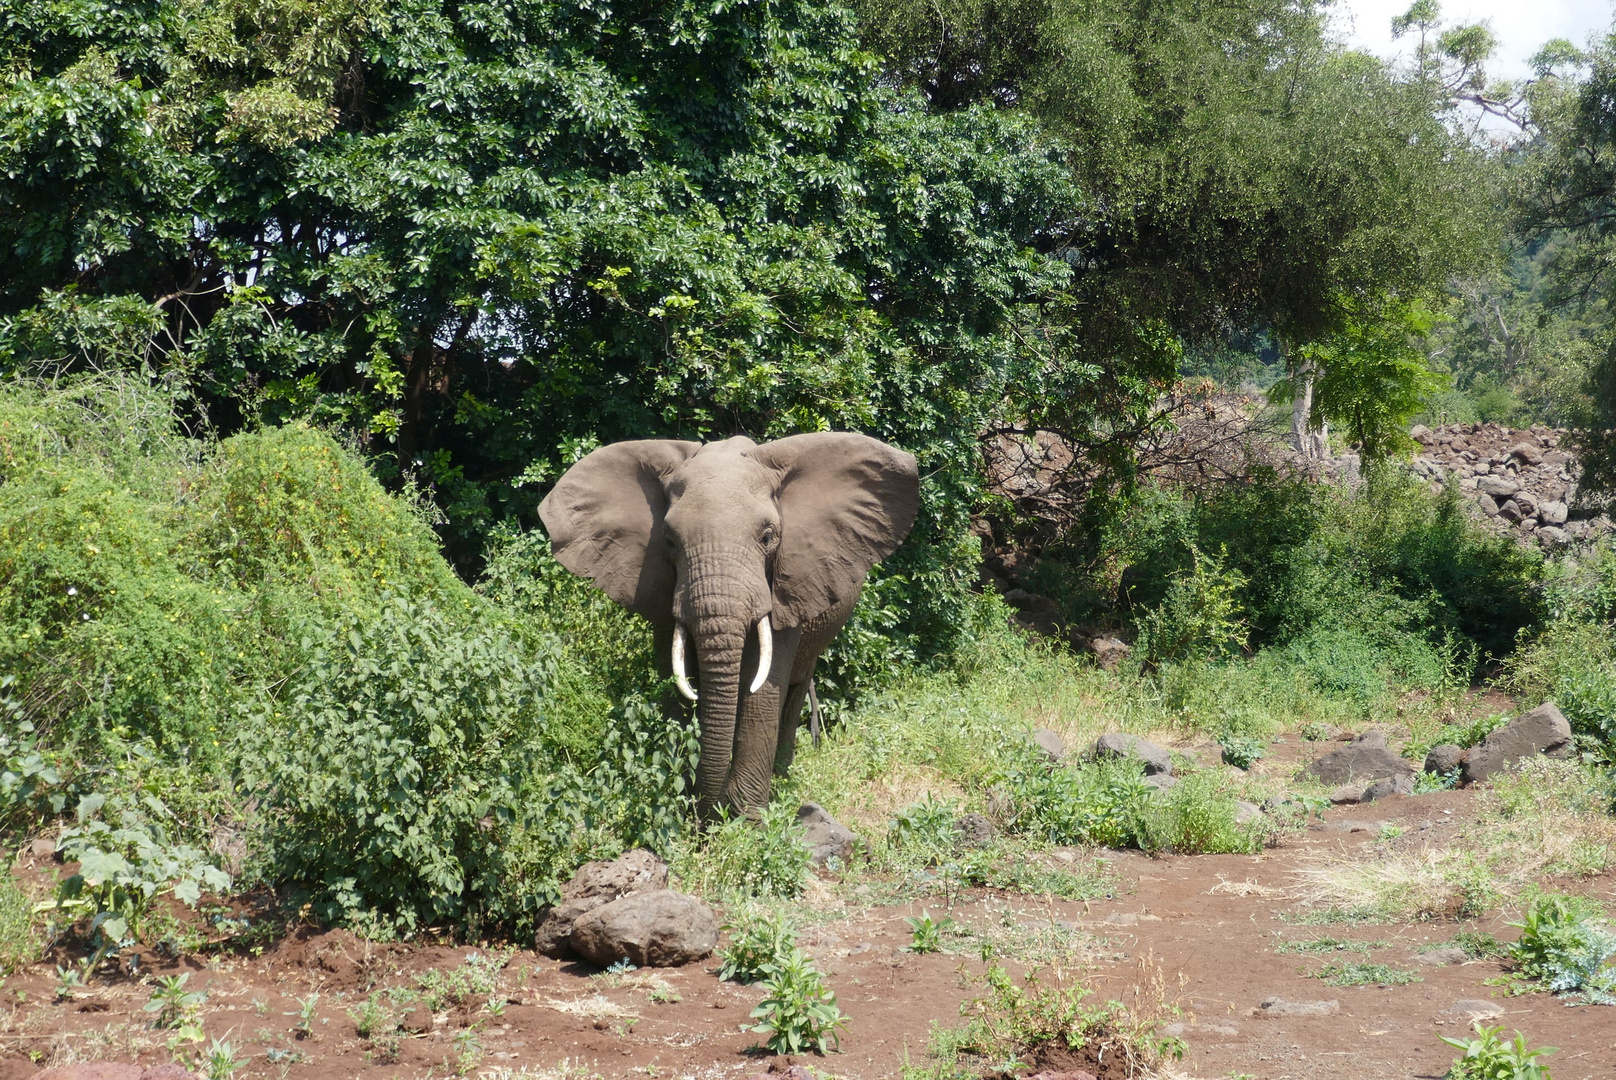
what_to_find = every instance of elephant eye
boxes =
[760,525,777,547]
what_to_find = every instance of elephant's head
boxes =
[537,433,918,811]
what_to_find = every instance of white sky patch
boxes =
[1331,0,1613,84]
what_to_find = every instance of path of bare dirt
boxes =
[5,758,1615,1080]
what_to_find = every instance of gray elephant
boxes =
[538,433,918,816]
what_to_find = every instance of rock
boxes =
[1234,800,1262,823]
[1514,490,1540,517]
[1538,526,1570,545]
[1416,947,1469,967]
[28,836,55,861]
[1443,999,1505,1021]
[1164,1021,1240,1038]
[1032,728,1067,762]
[954,812,997,848]
[1094,732,1173,775]
[1540,500,1569,525]
[1410,424,1432,442]
[1329,781,1370,805]
[1423,744,1466,775]
[1362,772,1414,802]
[1510,441,1545,465]
[570,890,719,967]
[1461,702,1574,784]
[1256,997,1339,1017]
[534,849,670,957]
[797,803,857,867]
[1477,492,1500,516]
[1498,499,1524,524]
[1088,635,1132,670]
[1477,476,1519,498]
[1144,773,1179,792]
[1300,733,1415,786]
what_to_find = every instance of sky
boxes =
[1332,0,1612,84]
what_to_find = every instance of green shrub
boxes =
[1135,769,1265,855]
[1002,755,1152,849]
[1508,894,1616,1004]
[673,800,809,899]
[1135,544,1248,666]
[718,909,799,984]
[749,946,846,1054]
[0,872,37,973]
[241,596,557,935]
[1441,1023,1556,1080]
[1219,734,1266,770]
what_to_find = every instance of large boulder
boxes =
[534,849,669,957]
[1299,732,1414,786]
[1088,636,1132,671]
[797,802,857,867]
[1094,733,1173,776]
[1423,744,1466,775]
[1461,703,1574,785]
[570,891,719,967]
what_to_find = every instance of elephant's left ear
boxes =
[753,432,919,629]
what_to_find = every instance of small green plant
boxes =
[451,1026,484,1075]
[718,909,797,984]
[1440,1022,1555,1080]
[0,874,38,975]
[1508,894,1616,1003]
[678,801,810,898]
[1219,734,1266,770]
[1273,936,1381,955]
[145,973,205,1029]
[484,994,506,1019]
[350,995,391,1039]
[1311,961,1419,987]
[204,1037,243,1080]
[294,993,319,1034]
[1300,721,1334,741]
[53,964,84,1001]
[647,979,681,1005]
[749,947,846,1054]
[906,910,952,954]
[890,794,959,857]
[367,1032,402,1066]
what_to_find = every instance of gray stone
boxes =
[1144,773,1179,792]
[1462,702,1574,784]
[1415,947,1469,967]
[1540,500,1569,526]
[1442,999,1505,1021]
[797,802,857,867]
[1477,476,1520,498]
[1498,499,1524,524]
[1300,734,1415,786]
[1362,772,1414,802]
[1514,490,1540,517]
[1509,441,1545,465]
[1329,781,1370,805]
[570,890,718,967]
[1032,728,1067,762]
[1094,732,1173,775]
[1234,800,1262,823]
[954,812,997,848]
[1089,635,1132,671]
[1423,744,1466,775]
[1538,526,1570,545]
[1256,997,1339,1018]
[534,848,670,957]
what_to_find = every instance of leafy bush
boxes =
[889,793,960,860]
[1441,1023,1556,1080]
[749,946,846,1054]
[718,909,798,984]
[1508,894,1616,1003]
[1135,544,1248,666]
[1219,734,1266,770]
[241,596,557,935]
[673,800,809,900]
[0,872,37,973]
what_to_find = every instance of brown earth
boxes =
[5,748,1615,1080]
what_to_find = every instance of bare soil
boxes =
[5,751,1615,1080]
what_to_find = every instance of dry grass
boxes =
[1291,758,1616,920]
[541,994,638,1021]
[1207,876,1281,898]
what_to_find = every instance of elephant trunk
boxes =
[690,615,747,812]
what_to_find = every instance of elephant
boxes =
[537,432,919,816]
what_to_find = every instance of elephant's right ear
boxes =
[537,440,700,618]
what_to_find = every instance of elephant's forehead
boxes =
[668,438,773,496]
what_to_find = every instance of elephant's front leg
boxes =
[721,625,802,814]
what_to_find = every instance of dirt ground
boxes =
[4,742,1615,1080]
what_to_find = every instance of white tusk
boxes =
[748,615,773,695]
[672,623,698,701]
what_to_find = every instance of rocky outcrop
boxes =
[1409,423,1610,546]
[1461,703,1574,784]
[570,891,719,968]
[1032,728,1067,761]
[797,802,857,867]
[1094,733,1173,776]
[1300,731,1415,787]
[534,849,669,958]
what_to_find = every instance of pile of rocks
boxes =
[1409,423,1612,545]
[1421,702,1574,785]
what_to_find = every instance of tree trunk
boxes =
[1289,355,1328,460]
